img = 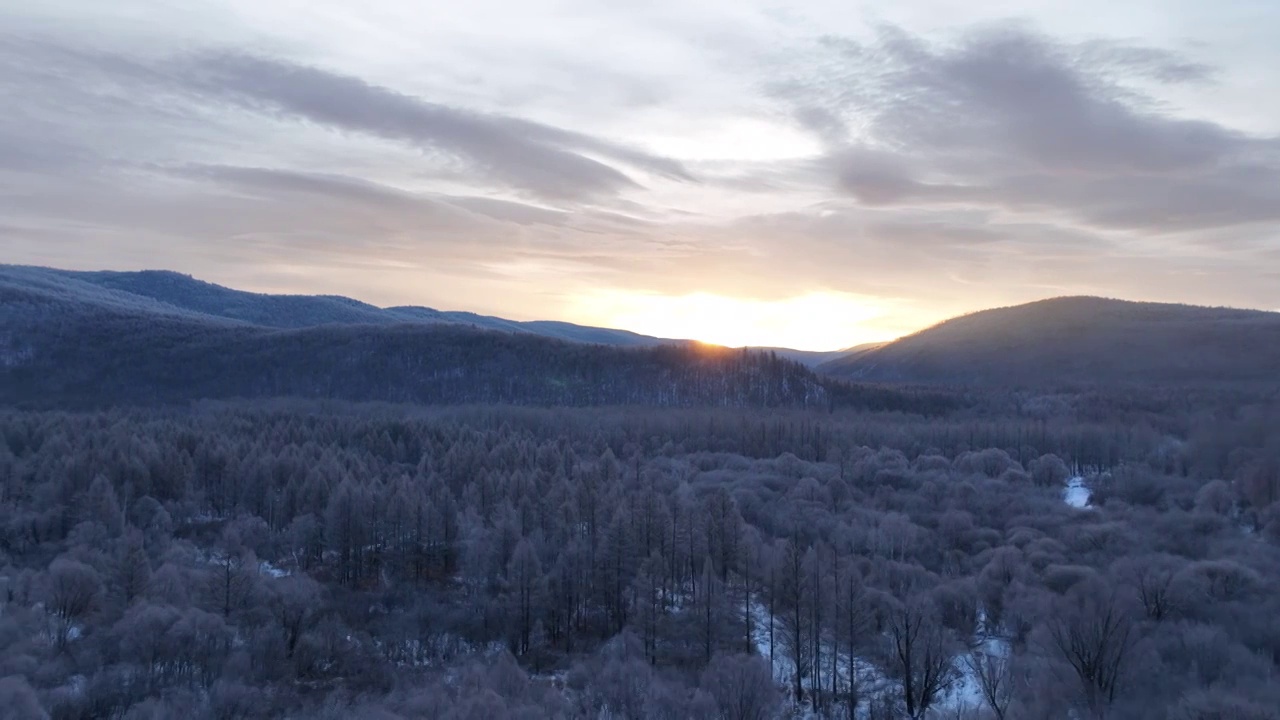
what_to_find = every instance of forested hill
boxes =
[0,265,672,346]
[1,271,946,412]
[0,265,853,366]
[818,296,1280,387]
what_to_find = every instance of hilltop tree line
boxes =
[2,283,964,416]
[1,401,1278,719]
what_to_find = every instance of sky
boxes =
[2,1,1279,351]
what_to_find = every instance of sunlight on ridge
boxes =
[573,290,898,351]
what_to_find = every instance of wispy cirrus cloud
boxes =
[183,52,696,201]
[774,24,1280,234]
[0,35,695,203]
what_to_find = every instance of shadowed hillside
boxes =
[0,265,673,346]
[1,268,953,413]
[0,266,876,362]
[818,296,1280,386]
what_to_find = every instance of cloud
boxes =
[182,51,693,202]
[704,200,1277,323]
[0,35,693,204]
[3,9,1280,340]
[776,24,1280,234]
[1075,40,1216,85]
[0,31,707,311]
[170,164,460,212]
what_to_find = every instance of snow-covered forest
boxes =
[2,399,1278,719]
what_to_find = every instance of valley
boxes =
[1,268,1277,719]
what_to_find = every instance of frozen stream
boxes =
[1063,476,1090,509]
[750,601,1010,718]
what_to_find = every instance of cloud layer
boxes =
[2,1,1278,346]
[778,25,1280,235]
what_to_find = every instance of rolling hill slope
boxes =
[817,296,1280,386]
[0,266,864,363]
[1,265,673,346]
[1,266,952,412]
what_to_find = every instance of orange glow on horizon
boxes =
[571,290,902,352]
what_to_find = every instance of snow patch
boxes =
[259,560,290,578]
[749,600,798,688]
[939,614,1011,716]
[750,600,1017,719]
[747,601,896,719]
[1063,476,1090,509]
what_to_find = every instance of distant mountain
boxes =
[4,266,910,358]
[753,346,875,368]
[817,296,1280,386]
[1,265,953,413]
[1,266,674,347]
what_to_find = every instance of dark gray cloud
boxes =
[0,35,693,204]
[2,152,673,299]
[777,24,1280,234]
[171,164,649,234]
[0,29,712,315]
[167,164,571,228]
[170,164,459,213]
[183,52,694,202]
[1075,40,1216,85]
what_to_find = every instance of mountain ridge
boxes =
[1,265,850,364]
[9,265,1276,388]
[817,295,1280,386]
[4,266,675,346]
[2,264,955,413]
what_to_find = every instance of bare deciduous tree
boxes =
[116,526,151,606]
[1111,553,1189,622]
[963,647,1015,720]
[701,653,783,720]
[268,574,323,659]
[1043,579,1139,718]
[507,537,542,656]
[42,558,101,648]
[886,597,959,720]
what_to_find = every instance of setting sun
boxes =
[572,290,901,351]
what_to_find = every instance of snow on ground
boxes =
[941,657,984,713]
[938,613,1011,717]
[374,633,487,669]
[748,601,897,719]
[259,560,290,578]
[750,600,1013,719]
[1063,476,1090,509]
[194,549,292,578]
[750,600,792,686]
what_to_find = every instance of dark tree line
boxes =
[3,282,971,416]
[0,398,1278,719]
